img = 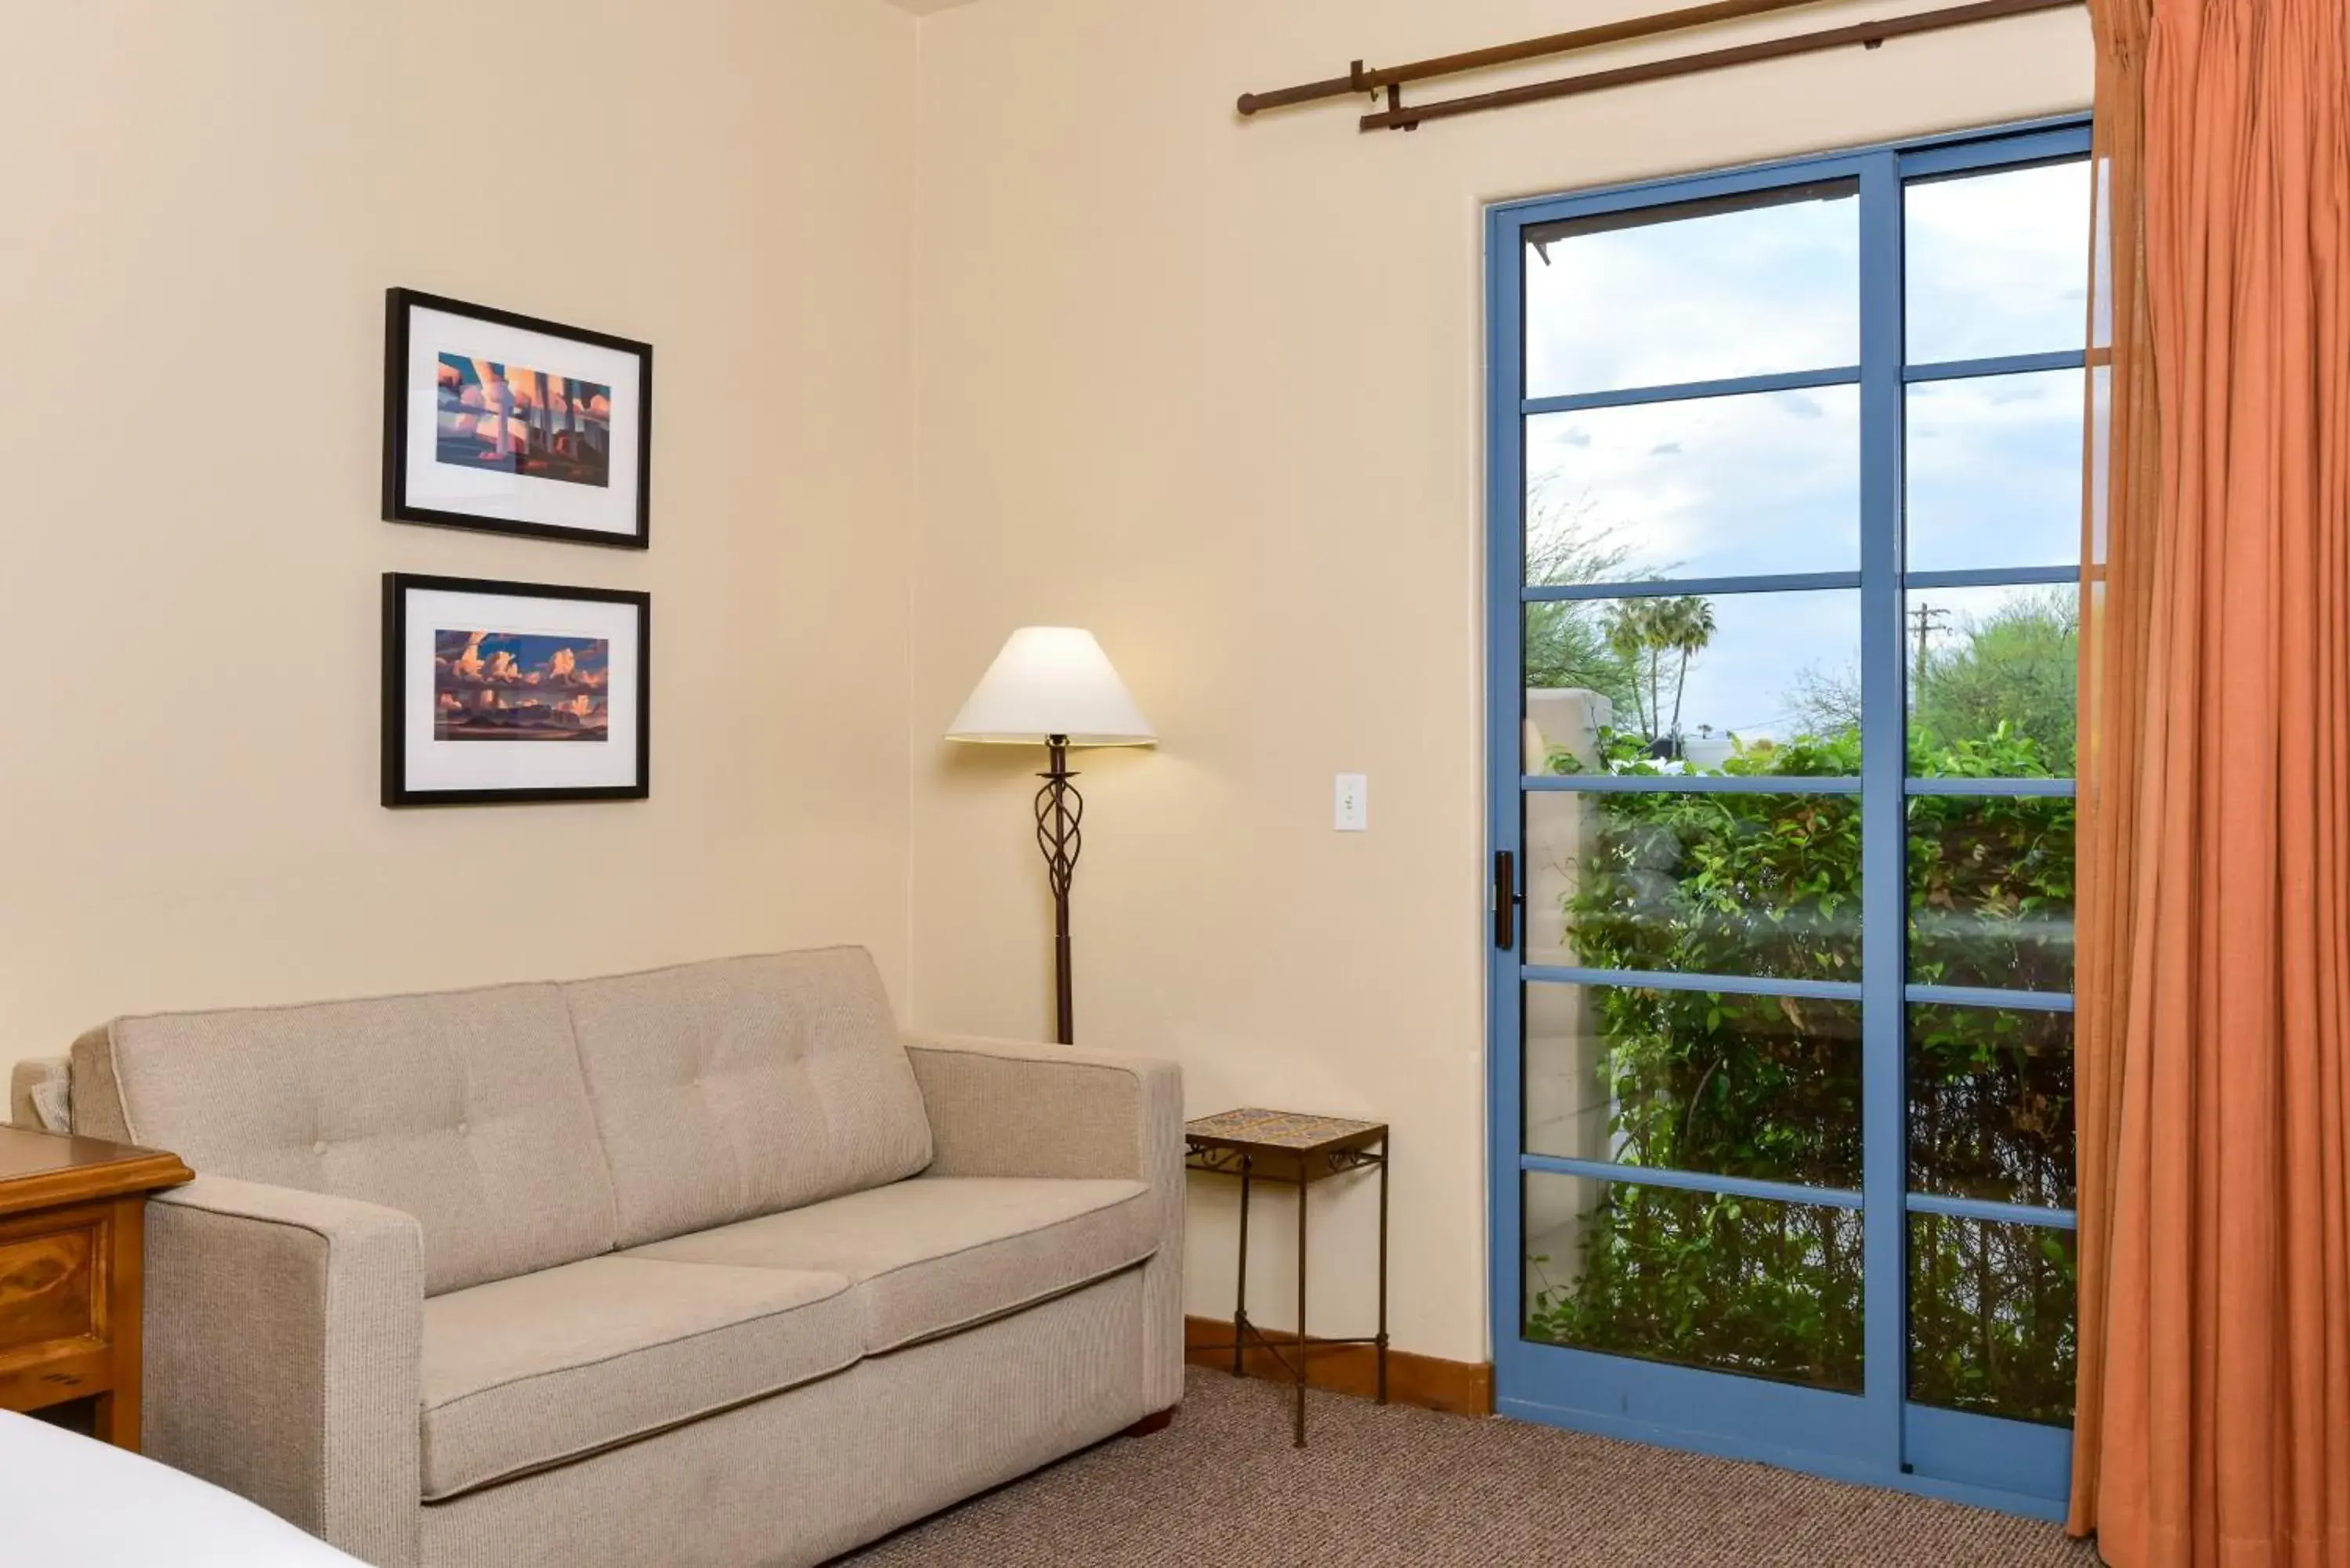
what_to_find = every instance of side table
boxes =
[0,1125,193,1449]
[1184,1107,1387,1447]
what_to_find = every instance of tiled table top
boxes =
[1185,1107,1384,1154]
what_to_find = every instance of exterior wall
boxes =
[1522,688,1611,1290]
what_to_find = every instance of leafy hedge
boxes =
[1525,723,2077,1423]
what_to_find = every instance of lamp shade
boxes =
[945,627,1155,746]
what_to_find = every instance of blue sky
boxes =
[1521,159,2091,742]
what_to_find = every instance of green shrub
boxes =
[1525,722,2077,1423]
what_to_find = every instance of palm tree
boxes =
[1602,597,1716,750]
[1660,596,1718,748]
[1603,599,1664,741]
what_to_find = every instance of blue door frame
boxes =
[1484,117,2089,1519]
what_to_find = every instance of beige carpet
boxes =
[840,1367,2100,1566]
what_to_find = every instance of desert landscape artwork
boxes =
[386,290,652,546]
[432,629,610,742]
[436,353,613,489]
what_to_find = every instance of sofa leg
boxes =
[1120,1405,1177,1439]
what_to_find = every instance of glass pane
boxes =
[1905,585,2078,775]
[1526,591,1863,761]
[1527,387,1858,582]
[1905,368,2086,573]
[1527,787,1862,985]
[1524,1172,1864,1391]
[1525,179,1859,399]
[1909,1214,2077,1425]
[1907,794,2076,990]
[1907,1005,2075,1208]
[1905,158,2092,365]
[1524,981,1861,1187]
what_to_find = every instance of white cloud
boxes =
[1517,157,2090,738]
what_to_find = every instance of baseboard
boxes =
[1183,1315,1495,1417]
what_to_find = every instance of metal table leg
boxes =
[1233,1154,1252,1377]
[1294,1172,1308,1447]
[1376,1136,1390,1405]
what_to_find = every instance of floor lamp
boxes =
[947,627,1155,1046]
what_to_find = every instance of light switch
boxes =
[1334,773,1368,831]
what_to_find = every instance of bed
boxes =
[0,1411,366,1566]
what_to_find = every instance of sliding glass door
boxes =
[1486,119,2087,1516]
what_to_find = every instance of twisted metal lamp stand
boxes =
[1035,735,1083,1045]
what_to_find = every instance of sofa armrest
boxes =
[146,1176,424,1568]
[902,1032,1182,1187]
[9,1055,70,1131]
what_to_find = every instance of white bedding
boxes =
[0,1411,366,1566]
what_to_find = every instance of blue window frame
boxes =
[1487,117,2089,1518]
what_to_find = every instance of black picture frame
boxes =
[382,572,651,807]
[382,287,654,548]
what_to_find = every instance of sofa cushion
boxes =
[626,1176,1156,1353]
[419,1255,859,1501]
[71,984,616,1295]
[560,949,933,1248]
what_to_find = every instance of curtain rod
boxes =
[1235,0,1830,115]
[1238,0,2084,134]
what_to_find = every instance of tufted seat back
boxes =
[70,983,616,1295]
[68,948,937,1295]
[559,948,933,1248]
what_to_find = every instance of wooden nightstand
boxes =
[0,1125,192,1450]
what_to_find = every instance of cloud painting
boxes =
[433,630,609,742]
[436,353,613,489]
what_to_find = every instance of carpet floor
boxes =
[839,1367,2100,1566]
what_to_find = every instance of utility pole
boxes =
[1908,602,1951,688]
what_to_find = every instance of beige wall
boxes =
[906,0,2092,1363]
[0,0,2092,1372]
[0,2,916,1069]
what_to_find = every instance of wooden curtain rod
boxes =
[1238,0,2084,134]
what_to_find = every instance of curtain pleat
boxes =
[2071,3,2350,1566]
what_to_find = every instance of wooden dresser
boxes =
[0,1125,192,1448]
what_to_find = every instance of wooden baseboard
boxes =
[1183,1315,1494,1417]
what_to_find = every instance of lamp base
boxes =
[1035,735,1082,1045]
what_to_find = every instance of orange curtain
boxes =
[2071,2,2350,1566]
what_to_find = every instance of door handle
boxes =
[1493,850,1520,950]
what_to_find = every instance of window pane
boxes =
[1905,585,2078,775]
[1526,591,1862,760]
[1527,387,1858,582]
[1525,1172,1864,1391]
[1905,368,2085,573]
[1524,981,1861,1187]
[1907,793,2075,990]
[1905,159,2092,365]
[1525,179,1858,399]
[1909,1214,2076,1425]
[1907,1005,2075,1209]
[1530,786,1862,985]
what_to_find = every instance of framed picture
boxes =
[382,573,650,807]
[382,287,653,547]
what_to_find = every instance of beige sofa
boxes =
[12,948,1184,1568]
